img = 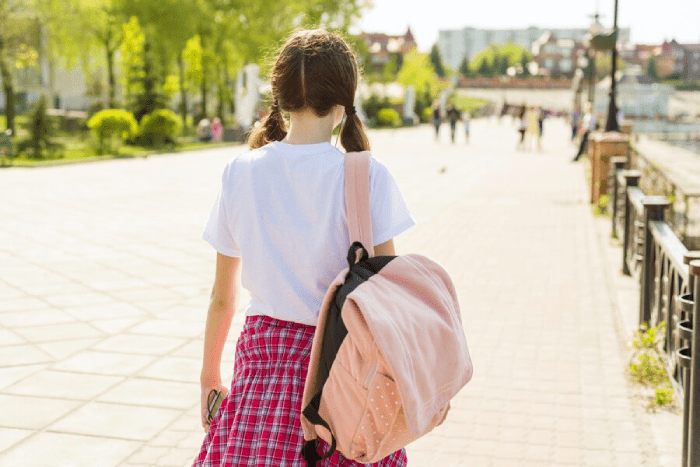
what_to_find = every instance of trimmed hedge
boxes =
[87,109,138,154]
[138,109,182,146]
[377,108,401,128]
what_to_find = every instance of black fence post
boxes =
[622,171,641,276]
[680,252,700,467]
[640,197,670,326]
[610,157,627,239]
[687,260,700,467]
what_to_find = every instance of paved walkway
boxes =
[0,118,682,466]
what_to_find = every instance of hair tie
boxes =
[345,105,356,116]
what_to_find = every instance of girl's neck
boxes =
[283,107,341,145]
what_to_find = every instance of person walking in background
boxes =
[211,117,223,143]
[447,105,461,143]
[432,103,441,140]
[526,106,540,151]
[573,102,595,162]
[464,112,471,144]
[193,28,411,467]
[198,117,212,142]
[571,108,581,143]
[516,106,526,150]
[537,107,545,150]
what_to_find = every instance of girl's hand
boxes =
[200,383,229,432]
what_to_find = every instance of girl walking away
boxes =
[193,29,413,467]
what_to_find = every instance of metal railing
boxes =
[610,162,700,467]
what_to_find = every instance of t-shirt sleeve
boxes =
[202,163,241,257]
[369,158,416,246]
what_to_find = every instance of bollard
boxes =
[639,197,671,326]
[621,171,641,276]
[687,259,700,467]
[590,132,630,206]
[610,157,627,239]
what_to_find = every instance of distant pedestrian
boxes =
[573,103,596,162]
[198,118,212,142]
[516,106,526,150]
[211,117,223,143]
[571,109,581,142]
[464,112,471,143]
[526,106,540,151]
[432,103,441,140]
[447,105,461,143]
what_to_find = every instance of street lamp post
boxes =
[604,0,620,132]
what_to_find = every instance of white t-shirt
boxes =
[202,141,415,326]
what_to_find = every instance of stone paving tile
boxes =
[52,350,156,376]
[0,344,54,367]
[3,370,122,400]
[0,119,685,466]
[92,334,187,356]
[0,427,32,452]
[97,378,199,409]
[48,401,181,441]
[0,432,140,467]
[12,321,104,343]
[36,337,102,360]
[0,364,47,390]
[0,394,80,430]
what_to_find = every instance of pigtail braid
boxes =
[248,98,288,149]
[340,111,370,153]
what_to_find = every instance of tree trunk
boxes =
[106,46,116,108]
[178,53,187,131]
[216,63,224,124]
[201,72,207,119]
[0,38,15,134]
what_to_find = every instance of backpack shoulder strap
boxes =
[345,151,374,257]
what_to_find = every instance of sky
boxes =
[353,0,700,52]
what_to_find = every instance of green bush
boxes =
[17,95,62,159]
[362,94,390,124]
[87,109,138,155]
[422,107,433,123]
[376,108,401,128]
[138,109,181,146]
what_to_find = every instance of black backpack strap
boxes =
[301,392,337,466]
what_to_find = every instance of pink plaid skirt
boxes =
[193,315,407,466]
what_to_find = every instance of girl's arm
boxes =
[374,239,396,256]
[200,252,241,431]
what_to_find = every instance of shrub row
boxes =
[87,108,181,154]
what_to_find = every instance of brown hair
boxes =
[248,29,370,153]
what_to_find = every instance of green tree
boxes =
[458,56,471,77]
[21,95,60,158]
[470,41,532,76]
[497,53,509,75]
[429,44,445,78]
[646,58,658,80]
[0,0,32,133]
[520,54,531,76]
[75,0,127,108]
[397,51,444,99]
[476,57,492,76]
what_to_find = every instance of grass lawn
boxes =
[451,95,490,115]
[2,135,242,168]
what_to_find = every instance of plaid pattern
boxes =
[193,315,407,467]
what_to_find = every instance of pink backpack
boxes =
[300,152,473,465]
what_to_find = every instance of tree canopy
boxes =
[429,44,446,78]
[2,0,367,130]
[470,41,532,76]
